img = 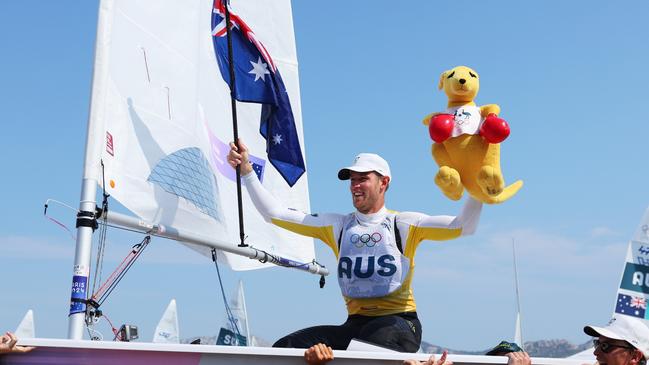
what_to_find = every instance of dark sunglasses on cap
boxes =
[593,339,635,353]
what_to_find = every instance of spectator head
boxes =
[485,341,524,356]
[584,315,649,365]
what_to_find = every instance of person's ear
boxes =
[631,350,644,365]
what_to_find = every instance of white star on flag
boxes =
[248,57,270,82]
[272,134,283,145]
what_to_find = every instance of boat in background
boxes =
[152,299,180,344]
[567,205,649,362]
[216,280,251,347]
[612,206,649,323]
[14,310,35,340]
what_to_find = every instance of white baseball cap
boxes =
[584,315,649,359]
[337,153,391,180]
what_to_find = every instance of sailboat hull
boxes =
[3,338,587,365]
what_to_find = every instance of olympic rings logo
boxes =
[350,232,382,248]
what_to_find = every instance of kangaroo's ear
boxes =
[438,71,447,90]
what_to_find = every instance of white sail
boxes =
[612,206,649,324]
[513,312,522,346]
[152,299,180,344]
[83,0,314,270]
[14,309,35,339]
[232,281,250,342]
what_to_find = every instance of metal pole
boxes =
[512,238,524,348]
[104,210,329,276]
[68,0,113,339]
[67,180,98,340]
[223,1,247,248]
[239,281,251,346]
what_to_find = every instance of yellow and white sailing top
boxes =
[242,172,482,317]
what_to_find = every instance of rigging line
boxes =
[97,236,150,307]
[86,326,94,341]
[43,199,78,241]
[92,243,139,300]
[211,249,244,340]
[44,198,79,213]
[92,161,110,295]
[92,219,108,294]
[45,215,76,241]
[88,327,103,341]
[102,312,120,338]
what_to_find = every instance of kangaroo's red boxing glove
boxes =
[480,113,510,143]
[428,114,455,143]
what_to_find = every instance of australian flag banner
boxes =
[615,293,649,319]
[211,0,305,186]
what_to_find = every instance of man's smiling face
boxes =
[349,171,388,214]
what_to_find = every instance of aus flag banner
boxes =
[620,263,649,294]
[211,0,305,186]
[615,293,649,319]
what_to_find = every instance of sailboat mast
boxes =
[68,0,114,340]
[239,281,251,346]
[512,239,524,347]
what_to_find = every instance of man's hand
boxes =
[0,332,34,354]
[404,350,453,365]
[227,139,253,176]
[304,343,334,365]
[506,352,531,365]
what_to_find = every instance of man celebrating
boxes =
[228,140,483,352]
[585,315,649,365]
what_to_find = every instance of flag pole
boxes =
[223,0,247,247]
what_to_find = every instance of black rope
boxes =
[211,249,244,342]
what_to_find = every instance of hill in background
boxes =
[421,339,592,358]
[183,335,592,358]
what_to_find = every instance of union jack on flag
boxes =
[616,293,649,319]
[631,296,647,309]
[211,1,275,72]
[211,0,306,187]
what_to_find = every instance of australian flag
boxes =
[615,293,648,319]
[211,0,305,187]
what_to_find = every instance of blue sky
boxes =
[1,0,649,352]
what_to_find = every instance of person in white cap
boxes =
[228,140,483,352]
[584,315,649,365]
